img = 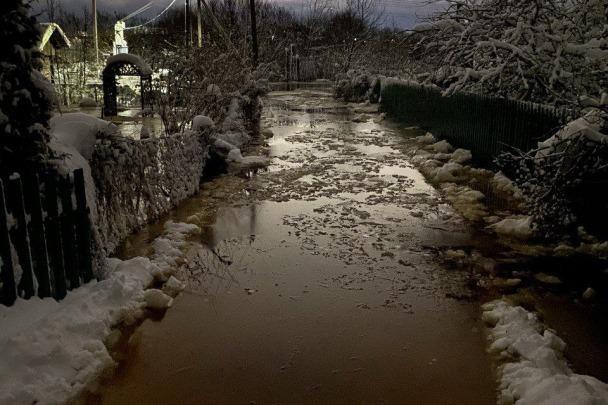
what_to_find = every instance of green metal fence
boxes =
[380,83,570,164]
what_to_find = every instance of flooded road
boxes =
[91,89,497,404]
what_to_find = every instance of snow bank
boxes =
[50,113,119,160]
[441,183,488,221]
[433,162,464,183]
[431,140,453,153]
[48,113,118,228]
[492,171,523,199]
[482,300,608,405]
[0,221,198,405]
[78,97,97,108]
[415,132,436,144]
[451,148,472,164]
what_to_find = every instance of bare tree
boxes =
[43,0,61,22]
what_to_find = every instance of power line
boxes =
[121,1,156,22]
[124,0,180,30]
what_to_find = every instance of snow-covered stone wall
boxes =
[90,131,210,256]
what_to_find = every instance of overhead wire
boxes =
[121,1,156,22]
[124,0,180,30]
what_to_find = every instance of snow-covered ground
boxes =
[483,300,608,405]
[0,221,197,405]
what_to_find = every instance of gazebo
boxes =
[102,53,153,117]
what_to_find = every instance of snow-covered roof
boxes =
[104,53,153,77]
[38,22,71,51]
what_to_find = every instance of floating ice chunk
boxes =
[144,289,173,310]
[535,273,562,285]
[488,216,534,239]
[415,132,436,144]
[430,140,453,153]
[433,162,463,183]
[450,148,472,164]
[162,276,186,297]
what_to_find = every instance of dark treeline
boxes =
[37,0,411,78]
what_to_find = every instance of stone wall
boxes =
[90,131,210,255]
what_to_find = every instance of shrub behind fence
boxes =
[380,83,569,163]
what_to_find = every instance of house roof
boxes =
[38,23,71,51]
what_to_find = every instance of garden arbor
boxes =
[102,53,153,117]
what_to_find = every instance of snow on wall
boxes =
[90,131,209,256]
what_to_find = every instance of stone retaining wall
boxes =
[90,131,210,255]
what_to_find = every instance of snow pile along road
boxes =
[0,221,197,405]
[482,300,608,405]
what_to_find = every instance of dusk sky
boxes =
[33,0,445,29]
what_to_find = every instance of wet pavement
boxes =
[89,88,497,404]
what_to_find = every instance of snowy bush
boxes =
[150,46,261,135]
[0,0,54,172]
[334,70,375,102]
[411,0,608,106]
[497,106,608,239]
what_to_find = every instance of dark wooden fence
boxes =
[380,83,570,164]
[0,168,93,306]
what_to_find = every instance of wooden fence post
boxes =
[0,180,17,306]
[58,174,80,290]
[6,175,36,299]
[44,173,67,300]
[22,173,51,298]
[73,169,94,283]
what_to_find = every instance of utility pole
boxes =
[185,0,193,47]
[92,0,98,65]
[197,0,203,48]
[249,0,258,66]
[184,0,189,47]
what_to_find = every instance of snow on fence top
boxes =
[104,53,153,77]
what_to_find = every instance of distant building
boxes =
[37,23,103,107]
[38,23,71,84]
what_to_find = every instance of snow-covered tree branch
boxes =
[412,0,607,106]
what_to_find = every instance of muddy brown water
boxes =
[89,89,503,404]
